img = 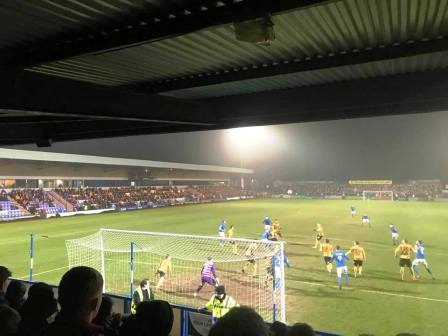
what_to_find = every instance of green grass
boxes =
[1,199,447,335]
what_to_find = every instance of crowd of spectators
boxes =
[9,190,57,214]
[0,265,318,336]
[55,187,197,211]
[0,180,445,217]
[0,264,420,336]
[54,186,255,211]
[273,180,443,200]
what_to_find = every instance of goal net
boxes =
[362,190,394,201]
[66,229,286,322]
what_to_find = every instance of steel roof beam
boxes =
[0,71,214,126]
[0,0,331,70]
[130,36,448,93]
[0,121,211,146]
[211,69,448,126]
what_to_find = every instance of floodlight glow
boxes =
[224,125,284,165]
[227,126,267,148]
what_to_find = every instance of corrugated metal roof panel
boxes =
[159,51,448,99]
[27,0,448,87]
[0,0,178,49]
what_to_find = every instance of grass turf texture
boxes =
[1,199,447,335]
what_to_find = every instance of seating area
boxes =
[54,186,251,211]
[0,200,26,220]
[9,190,65,215]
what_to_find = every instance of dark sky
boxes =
[7,111,448,182]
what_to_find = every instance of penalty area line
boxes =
[287,279,448,303]
[18,266,69,280]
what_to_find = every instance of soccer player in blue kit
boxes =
[412,240,435,280]
[330,245,350,290]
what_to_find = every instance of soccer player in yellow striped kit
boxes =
[346,241,366,278]
[320,239,334,273]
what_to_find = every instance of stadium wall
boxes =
[0,162,129,180]
[10,279,341,336]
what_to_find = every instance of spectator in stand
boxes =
[288,323,315,336]
[44,266,104,336]
[0,304,21,336]
[5,280,26,311]
[92,296,121,336]
[19,282,58,336]
[119,300,173,336]
[0,265,12,305]
[131,279,154,314]
[208,306,270,336]
[270,321,289,336]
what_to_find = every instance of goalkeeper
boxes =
[194,256,219,297]
[202,285,239,320]
[155,254,172,290]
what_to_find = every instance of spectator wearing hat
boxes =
[202,285,239,320]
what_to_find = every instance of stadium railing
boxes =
[10,279,342,336]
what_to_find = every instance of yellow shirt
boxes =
[205,295,239,318]
[264,257,273,270]
[349,245,366,261]
[227,227,234,238]
[395,243,415,259]
[157,258,172,273]
[316,226,324,236]
[321,243,333,257]
[273,221,281,232]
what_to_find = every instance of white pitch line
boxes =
[288,279,448,303]
[359,289,448,303]
[18,266,68,280]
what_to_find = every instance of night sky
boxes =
[7,111,448,182]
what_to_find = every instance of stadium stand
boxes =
[0,181,444,221]
[9,190,65,216]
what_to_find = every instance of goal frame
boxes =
[69,228,286,322]
[362,190,394,201]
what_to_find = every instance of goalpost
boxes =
[362,190,394,201]
[66,228,286,322]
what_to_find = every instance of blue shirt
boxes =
[263,218,272,226]
[219,223,226,232]
[331,251,349,268]
[415,244,425,259]
[261,231,271,240]
[351,206,356,211]
[362,215,369,220]
[390,226,398,234]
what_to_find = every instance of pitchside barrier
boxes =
[8,279,341,336]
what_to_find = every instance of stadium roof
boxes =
[0,148,253,180]
[1,0,448,145]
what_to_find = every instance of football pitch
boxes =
[1,199,447,335]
